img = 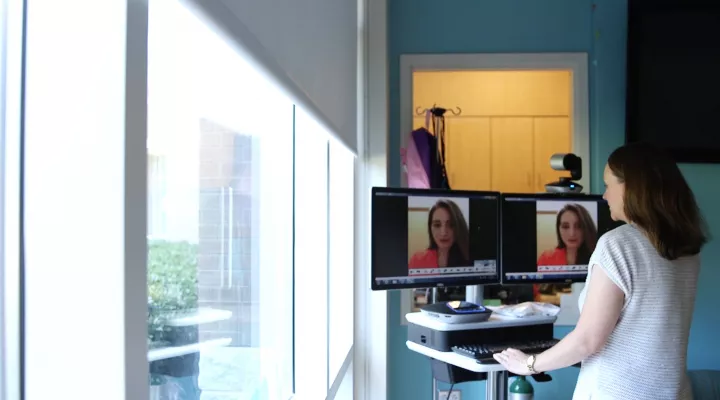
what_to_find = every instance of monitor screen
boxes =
[371,187,500,290]
[500,193,625,284]
[626,0,720,163]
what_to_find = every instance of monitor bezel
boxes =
[370,187,502,291]
[499,192,605,285]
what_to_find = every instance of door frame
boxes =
[399,52,590,191]
[399,53,591,324]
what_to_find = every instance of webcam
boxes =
[545,153,583,193]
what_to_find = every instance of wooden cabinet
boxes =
[445,118,491,190]
[490,118,535,193]
[411,71,572,193]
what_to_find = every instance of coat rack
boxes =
[411,104,461,190]
[415,104,462,117]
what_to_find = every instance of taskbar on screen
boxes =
[375,272,496,287]
[409,259,496,276]
[504,271,587,281]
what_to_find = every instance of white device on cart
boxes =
[420,300,493,324]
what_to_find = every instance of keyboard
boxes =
[451,339,560,364]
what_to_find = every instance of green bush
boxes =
[147,240,199,343]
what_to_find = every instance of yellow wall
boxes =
[413,70,571,117]
[412,70,573,193]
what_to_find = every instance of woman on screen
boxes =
[408,199,470,269]
[535,204,598,302]
[537,203,598,267]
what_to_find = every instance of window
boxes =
[19,0,357,398]
[147,2,293,399]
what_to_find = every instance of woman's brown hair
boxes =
[607,142,708,260]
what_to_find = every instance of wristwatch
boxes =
[526,354,537,374]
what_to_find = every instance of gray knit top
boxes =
[574,224,699,400]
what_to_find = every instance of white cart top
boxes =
[406,311,556,331]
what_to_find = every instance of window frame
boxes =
[255,101,296,400]
[1,0,24,398]
[327,139,356,396]
[292,105,331,398]
[21,0,149,398]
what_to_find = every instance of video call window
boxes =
[535,200,599,272]
[408,196,474,274]
[371,188,500,290]
[501,194,623,287]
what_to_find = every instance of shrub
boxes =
[147,240,199,343]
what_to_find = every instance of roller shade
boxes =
[184,0,358,154]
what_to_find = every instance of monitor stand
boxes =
[465,285,484,305]
[430,284,487,400]
[427,285,484,304]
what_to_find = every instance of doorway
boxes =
[413,70,574,193]
[399,53,590,192]
[399,53,591,323]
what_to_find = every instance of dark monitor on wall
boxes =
[626,0,720,163]
[500,193,625,285]
[371,187,500,291]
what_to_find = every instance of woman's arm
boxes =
[532,264,624,373]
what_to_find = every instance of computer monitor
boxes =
[500,193,625,285]
[371,187,501,290]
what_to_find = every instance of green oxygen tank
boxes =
[508,376,534,400]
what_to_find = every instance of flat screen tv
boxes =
[626,0,720,163]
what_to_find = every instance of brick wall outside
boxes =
[197,118,256,347]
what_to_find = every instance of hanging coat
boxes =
[402,127,450,190]
[401,130,430,189]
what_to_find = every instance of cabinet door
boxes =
[533,117,572,192]
[445,117,492,190]
[490,118,535,193]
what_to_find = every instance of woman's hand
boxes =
[492,348,533,376]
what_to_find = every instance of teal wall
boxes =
[386,0,720,398]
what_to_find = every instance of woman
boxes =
[408,199,471,270]
[537,203,598,267]
[494,142,708,400]
[535,204,598,302]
